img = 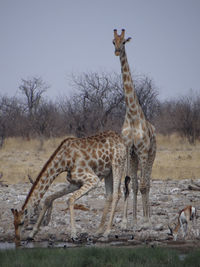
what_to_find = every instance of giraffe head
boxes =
[11,208,28,245]
[113,29,131,56]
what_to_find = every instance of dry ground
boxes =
[0,133,200,184]
[0,134,200,247]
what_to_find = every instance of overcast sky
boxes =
[0,0,200,101]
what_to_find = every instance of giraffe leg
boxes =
[42,205,53,226]
[68,174,99,239]
[28,183,79,240]
[139,150,154,221]
[130,153,138,225]
[103,164,122,237]
[121,175,130,230]
[140,179,149,221]
[95,173,113,235]
[121,147,130,230]
[139,159,149,221]
[141,138,156,221]
[121,148,138,229]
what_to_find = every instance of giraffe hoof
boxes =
[102,230,110,238]
[121,221,128,230]
[98,235,109,242]
[95,229,104,236]
[71,237,79,243]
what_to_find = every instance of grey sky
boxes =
[0,0,200,101]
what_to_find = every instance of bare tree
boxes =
[18,77,49,138]
[135,76,159,121]
[157,90,200,143]
[173,91,200,144]
[65,72,125,136]
[0,72,159,140]
[19,77,49,117]
[66,72,159,136]
[0,95,24,143]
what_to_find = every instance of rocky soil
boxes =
[1,179,200,248]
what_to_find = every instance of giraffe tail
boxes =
[124,176,131,200]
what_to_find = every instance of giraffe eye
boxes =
[112,40,115,45]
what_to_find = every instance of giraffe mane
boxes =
[22,138,70,210]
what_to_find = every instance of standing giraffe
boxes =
[11,131,126,245]
[113,29,156,225]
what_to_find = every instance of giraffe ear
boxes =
[126,37,132,43]
[123,37,132,45]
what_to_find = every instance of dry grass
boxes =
[0,137,66,184]
[153,133,200,180]
[0,134,200,184]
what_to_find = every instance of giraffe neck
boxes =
[120,47,145,120]
[22,139,69,211]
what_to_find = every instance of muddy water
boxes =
[0,241,80,250]
[0,238,200,252]
[0,242,15,250]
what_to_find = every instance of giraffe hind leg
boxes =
[121,175,130,230]
[140,157,152,221]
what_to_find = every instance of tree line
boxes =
[0,73,200,147]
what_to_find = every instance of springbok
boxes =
[168,205,198,240]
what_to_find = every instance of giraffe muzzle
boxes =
[115,49,120,56]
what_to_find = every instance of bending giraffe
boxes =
[11,131,126,245]
[113,29,156,225]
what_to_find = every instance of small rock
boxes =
[170,188,180,194]
[138,222,151,231]
[115,217,121,224]
[153,224,163,231]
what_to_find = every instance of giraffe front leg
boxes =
[28,184,79,240]
[103,191,119,237]
[96,174,113,235]
[103,165,121,237]
[121,194,128,230]
[42,205,53,226]
[95,195,112,235]
[68,174,99,239]
[28,199,51,240]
